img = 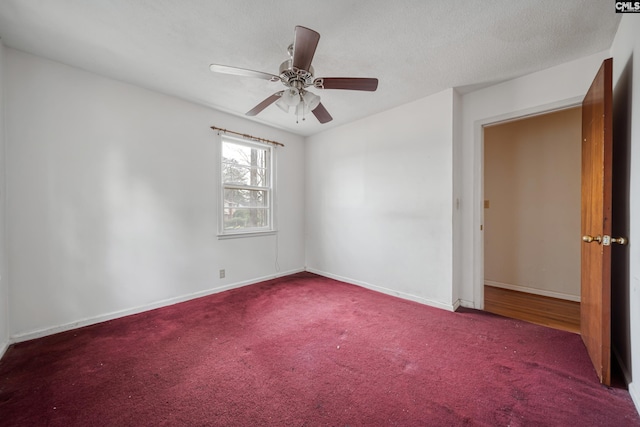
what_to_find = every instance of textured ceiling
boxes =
[0,1,621,136]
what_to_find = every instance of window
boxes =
[219,135,274,237]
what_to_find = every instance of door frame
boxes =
[471,96,584,309]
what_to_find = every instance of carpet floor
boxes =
[0,272,638,426]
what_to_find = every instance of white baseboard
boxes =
[485,280,580,302]
[629,382,640,417]
[456,299,477,309]
[10,268,304,344]
[306,268,457,312]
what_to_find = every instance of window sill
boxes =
[217,230,278,240]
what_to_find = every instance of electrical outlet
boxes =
[219,269,225,279]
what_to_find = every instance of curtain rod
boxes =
[211,126,284,147]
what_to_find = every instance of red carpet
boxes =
[0,272,638,426]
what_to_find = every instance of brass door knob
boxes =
[583,235,628,245]
[582,235,602,243]
[610,236,628,245]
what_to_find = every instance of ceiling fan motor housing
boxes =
[279,59,315,89]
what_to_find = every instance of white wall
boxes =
[457,50,610,308]
[610,13,640,413]
[5,48,306,339]
[305,89,455,310]
[0,40,8,356]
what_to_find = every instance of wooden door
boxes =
[581,58,613,385]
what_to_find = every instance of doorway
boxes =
[482,107,582,332]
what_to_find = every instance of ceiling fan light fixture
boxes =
[302,90,321,110]
[275,97,291,113]
[281,87,301,107]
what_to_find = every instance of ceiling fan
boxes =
[209,26,378,124]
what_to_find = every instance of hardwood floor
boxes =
[484,285,580,334]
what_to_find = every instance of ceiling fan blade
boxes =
[210,64,280,82]
[246,92,283,116]
[312,103,333,124]
[314,77,379,91]
[292,26,320,72]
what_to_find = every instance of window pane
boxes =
[224,189,269,208]
[222,141,268,169]
[223,208,269,230]
[222,163,268,187]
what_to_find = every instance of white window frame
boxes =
[218,134,276,239]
